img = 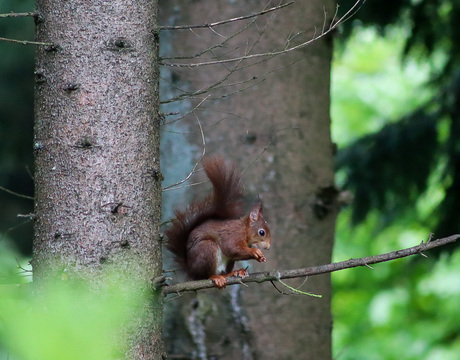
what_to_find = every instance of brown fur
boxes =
[165,156,271,287]
[165,156,244,277]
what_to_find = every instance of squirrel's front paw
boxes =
[252,248,266,262]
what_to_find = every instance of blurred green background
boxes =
[1,0,460,359]
[333,1,460,358]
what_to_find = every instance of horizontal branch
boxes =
[162,234,460,296]
[160,2,294,30]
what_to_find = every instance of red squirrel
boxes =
[165,156,271,289]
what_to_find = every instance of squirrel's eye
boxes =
[258,229,265,237]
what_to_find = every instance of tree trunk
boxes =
[33,0,164,358]
[161,1,336,359]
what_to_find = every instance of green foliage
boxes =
[333,213,460,360]
[340,0,460,76]
[332,4,460,357]
[335,0,460,238]
[0,243,149,360]
[336,111,438,225]
[338,0,411,36]
[332,27,433,146]
[332,26,439,226]
[0,240,30,285]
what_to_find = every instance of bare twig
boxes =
[160,5,274,105]
[0,37,52,46]
[0,12,34,18]
[160,58,244,104]
[160,2,294,31]
[161,234,460,295]
[162,0,364,68]
[160,1,271,62]
[0,216,35,238]
[161,40,296,106]
[161,52,271,105]
[162,95,210,125]
[162,113,207,192]
[0,12,47,45]
[0,185,34,200]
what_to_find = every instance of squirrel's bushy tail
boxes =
[165,156,244,267]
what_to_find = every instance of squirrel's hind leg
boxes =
[186,239,219,280]
[187,239,245,290]
[210,268,248,289]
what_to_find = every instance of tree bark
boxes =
[33,0,164,358]
[161,1,336,359]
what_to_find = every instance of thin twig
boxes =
[0,185,34,200]
[162,0,363,68]
[162,234,460,295]
[160,2,294,31]
[0,37,53,46]
[0,12,34,18]
[161,42,295,106]
[162,113,207,192]
[163,95,210,125]
[160,6,270,105]
[160,2,280,62]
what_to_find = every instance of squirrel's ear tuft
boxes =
[249,201,263,222]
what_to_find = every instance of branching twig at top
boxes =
[161,54,271,105]
[161,21,298,106]
[160,1,278,104]
[160,2,294,31]
[161,47,273,105]
[161,1,276,62]
[160,57,246,104]
[162,0,364,68]
[161,234,460,295]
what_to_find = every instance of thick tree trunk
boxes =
[161,1,336,359]
[33,0,164,358]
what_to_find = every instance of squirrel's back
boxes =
[165,156,244,268]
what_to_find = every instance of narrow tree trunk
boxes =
[161,1,335,359]
[33,0,164,358]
